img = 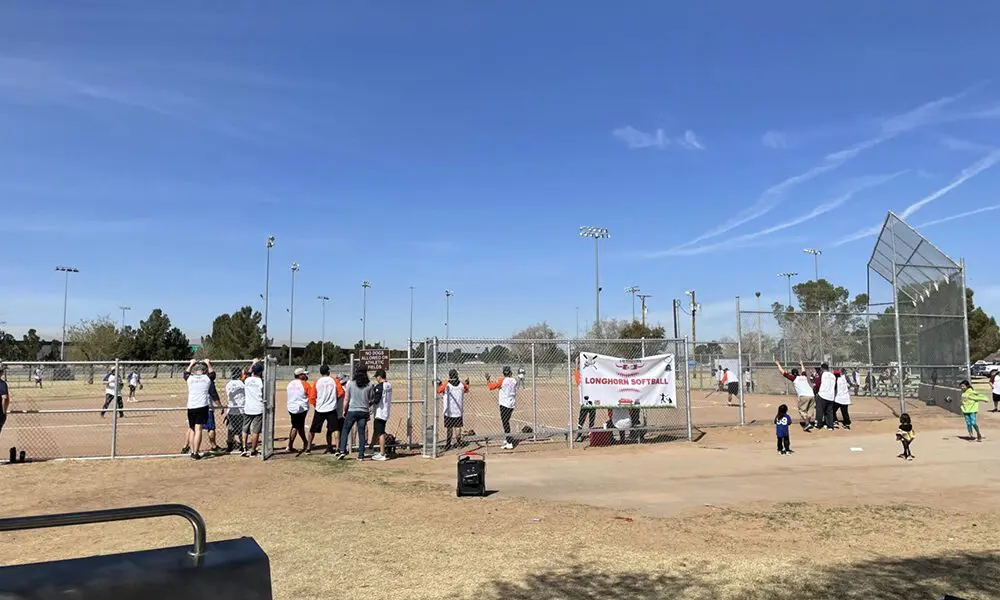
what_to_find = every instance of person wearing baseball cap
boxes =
[0,363,9,441]
[486,365,519,450]
[241,360,266,457]
[309,364,345,454]
[286,367,315,454]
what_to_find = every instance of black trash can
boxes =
[456,453,486,497]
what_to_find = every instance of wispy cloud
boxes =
[939,136,993,153]
[612,126,705,151]
[914,203,1000,228]
[833,149,1000,246]
[669,90,968,251]
[644,171,905,257]
[0,218,151,235]
[761,130,788,149]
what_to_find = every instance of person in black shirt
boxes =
[0,365,9,438]
[896,413,915,460]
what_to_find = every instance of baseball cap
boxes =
[251,363,264,375]
[293,367,308,377]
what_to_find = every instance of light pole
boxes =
[361,280,371,347]
[118,306,131,331]
[289,262,300,366]
[637,294,652,326]
[685,290,699,361]
[803,248,822,281]
[317,295,330,365]
[575,306,580,338]
[755,291,762,355]
[55,266,79,360]
[264,235,275,348]
[625,286,640,321]
[579,226,610,329]
[408,286,415,346]
[778,272,798,308]
[444,290,454,339]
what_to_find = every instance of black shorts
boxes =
[0,411,6,435]
[310,411,340,434]
[187,406,210,429]
[289,411,308,430]
[444,416,464,429]
[128,385,136,394]
[727,382,739,395]
[373,418,387,439]
[993,393,1000,403]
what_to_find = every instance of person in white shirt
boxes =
[286,368,313,454]
[370,368,393,461]
[775,360,816,432]
[816,363,837,430]
[223,368,246,453]
[833,369,852,430]
[242,360,266,457]
[486,366,518,450]
[33,367,43,389]
[517,366,526,388]
[182,359,215,460]
[309,365,345,454]
[438,369,469,451]
[716,365,725,391]
[743,367,753,393]
[127,371,142,402]
[608,406,640,443]
[723,368,740,406]
[100,368,124,419]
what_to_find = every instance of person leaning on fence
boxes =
[182,359,216,460]
[775,360,815,432]
[832,369,852,431]
[816,363,837,431]
[241,360,266,457]
[0,364,9,440]
[287,368,315,455]
[439,369,469,451]
[370,368,393,461]
[338,365,373,461]
[486,366,518,450]
[960,380,987,442]
[309,365,344,454]
[100,368,124,419]
[223,367,246,454]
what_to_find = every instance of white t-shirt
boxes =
[105,373,119,396]
[374,381,392,421]
[286,379,309,414]
[818,371,836,401]
[496,377,518,409]
[611,408,633,430]
[442,383,465,418]
[723,370,739,385]
[128,373,140,387]
[225,380,246,415]
[186,372,215,409]
[314,376,340,414]
[793,375,814,398]
[716,369,724,382]
[243,376,265,415]
[834,374,852,405]
[992,375,1000,396]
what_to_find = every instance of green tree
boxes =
[967,288,1000,362]
[353,340,384,350]
[126,309,191,361]
[0,328,22,361]
[20,329,43,361]
[481,344,515,364]
[694,342,724,363]
[301,341,347,365]
[510,322,566,366]
[621,320,669,356]
[67,316,124,360]
[201,306,265,359]
[771,280,868,362]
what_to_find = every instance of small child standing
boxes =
[959,380,987,442]
[774,404,793,455]
[896,413,915,460]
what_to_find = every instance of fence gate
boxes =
[261,357,277,460]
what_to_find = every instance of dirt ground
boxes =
[3,408,1000,600]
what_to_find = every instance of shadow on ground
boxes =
[458,552,1000,600]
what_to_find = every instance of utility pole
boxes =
[361,280,371,347]
[317,295,330,365]
[118,306,131,331]
[56,266,79,360]
[575,306,580,338]
[625,286,640,321]
[672,299,680,338]
[637,294,652,327]
[685,290,699,360]
[755,291,763,356]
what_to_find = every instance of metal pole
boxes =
[119,306,130,331]
[264,236,274,348]
[361,281,370,347]
[431,337,439,458]
[866,269,874,395]
[111,358,120,458]
[683,337,693,441]
[531,342,537,442]
[814,253,820,281]
[889,220,906,414]
[960,259,972,380]
[61,268,69,360]
[407,336,413,448]
[566,340,574,449]
[594,237,601,327]
[318,296,329,365]
[690,291,697,361]
[288,263,299,367]
[575,306,580,338]
[755,292,763,356]
[736,297,745,426]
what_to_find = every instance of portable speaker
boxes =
[456,453,486,497]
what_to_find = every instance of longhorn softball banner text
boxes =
[578,352,677,407]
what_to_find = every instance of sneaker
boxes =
[906,456,914,461]
[897,453,906,459]
[502,442,514,450]
[335,453,346,460]
[181,446,190,454]
[357,456,365,462]
[786,449,795,454]
[250,450,259,457]
[803,423,814,432]
[190,453,202,460]
[779,450,786,455]
[240,451,250,458]
[843,424,851,431]
[372,453,388,461]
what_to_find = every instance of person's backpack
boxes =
[368,382,383,407]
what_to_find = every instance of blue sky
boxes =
[2,1,1000,347]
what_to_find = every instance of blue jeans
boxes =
[339,411,369,457]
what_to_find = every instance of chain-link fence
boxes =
[423,338,692,457]
[0,358,278,462]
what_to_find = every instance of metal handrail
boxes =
[0,504,206,559]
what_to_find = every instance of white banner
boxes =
[578,352,676,408]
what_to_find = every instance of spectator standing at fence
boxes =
[204,374,225,453]
[242,360,265,457]
[775,360,815,432]
[338,366,373,461]
[0,365,9,439]
[370,368,393,461]
[33,367,42,389]
[960,380,987,442]
[439,369,468,451]
[486,366,518,450]
[287,368,314,454]
[744,367,753,393]
[833,369,852,431]
[224,368,246,454]
[127,370,141,402]
[100,368,124,419]
[517,366,526,388]
[816,364,836,430]
[309,365,344,454]
[182,359,215,460]
[774,404,793,455]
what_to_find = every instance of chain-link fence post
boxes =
[736,297,745,426]
[422,339,432,458]
[530,342,537,442]
[110,358,120,458]
[641,337,646,358]
[818,310,825,362]
[684,337,693,440]
[406,337,414,448]
[566,340,574,449]
[431,337,439,459]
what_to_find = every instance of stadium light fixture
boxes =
[803,248,822,280]
[778,272,798,308]
[579,226,611,327]
[118,306,131,331]
[55,266,79,360]
[444,290,454,339]
[263,235,276,348]
[625,286,641,321]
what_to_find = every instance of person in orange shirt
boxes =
[486,366,519,450]
[286,368,315,454]
[309,365,344,453]
[438,369,469,450]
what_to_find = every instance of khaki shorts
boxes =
[797,395,815,416]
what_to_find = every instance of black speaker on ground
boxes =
[456,453,486,497]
